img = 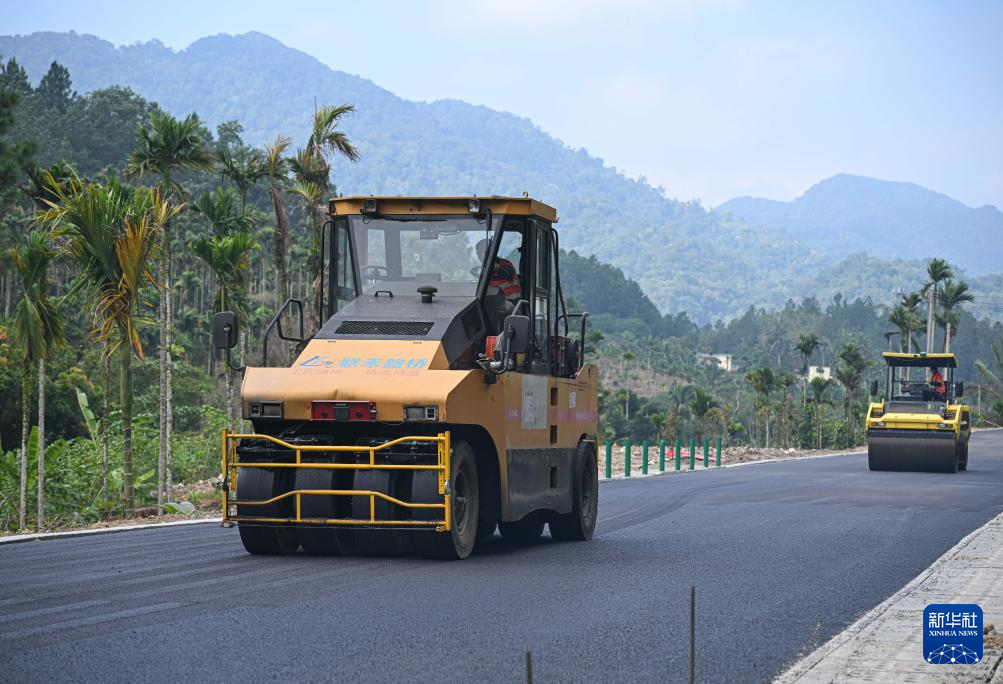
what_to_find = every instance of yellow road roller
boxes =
[865,352,971,473]
[213,197,599,559]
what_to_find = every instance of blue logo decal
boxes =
[298,355,428,370]
[923,604,982,664]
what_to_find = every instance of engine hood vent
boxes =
[334,320,434,336]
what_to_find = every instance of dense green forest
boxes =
[3,31,1000,323]
[1,60,1001,533]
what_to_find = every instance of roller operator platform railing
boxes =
[221,430,451,531]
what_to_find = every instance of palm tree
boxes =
[217,146,267,211]
[937,279,974,352]
[305,104,360,180]
[41,175,173,511]
[834,342,868,444]
[264,136,292,305]
[794,333,821,408]
[190,232,258,430]
[126,110,214,506]
[287,176,326,331]
[809,377,834,449]
[745,368,778,448]
[687,388,720,441]
[10,229,64,530]
[794,333,821,376]
[664,384,691,441]
[293,105,360,329]
[921,258,953,352]
[193,187,254,237]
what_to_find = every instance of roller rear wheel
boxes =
[237,467,299,555]
[550,442,599,541]
[412,440,479,560]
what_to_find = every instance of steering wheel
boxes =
[362,264,389,280]
[470,265,484,277]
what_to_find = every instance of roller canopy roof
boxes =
[881,352,958,368]
[328,196,558,222]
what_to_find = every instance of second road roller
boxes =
[865,352,971,473]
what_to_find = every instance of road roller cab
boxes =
[865,352,971,473]
[215,196,599,558]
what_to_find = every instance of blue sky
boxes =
[4,0,1002,208]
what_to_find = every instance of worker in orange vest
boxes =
[930,368,946,398]
[476,239,521,307]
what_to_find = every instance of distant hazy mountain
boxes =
[718,174,1003,276]
[2,31,999,321]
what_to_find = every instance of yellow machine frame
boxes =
[221,430,452,531]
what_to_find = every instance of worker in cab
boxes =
[476,239,521,308]
[930,368,947,398]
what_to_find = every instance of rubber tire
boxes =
[296,466,344,556]
[351,469,400,556]
[412,440,479,560]
[237,467,299,555]
[498,514,545,544]
[550,441,599,541]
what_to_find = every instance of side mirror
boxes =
[869,379,879,397]
[277,300,305,342]
[212,311,238,350]
[955,381,964,398]
[503,314,531,355]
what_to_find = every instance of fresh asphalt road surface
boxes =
[2,430,1001,683]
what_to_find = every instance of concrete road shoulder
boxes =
[776,510,1003,683]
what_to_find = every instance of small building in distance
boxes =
[697,353,733,372]
[807,365,831,381]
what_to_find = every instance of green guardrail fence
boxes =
[601,436,725,479]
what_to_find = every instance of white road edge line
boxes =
[0,517,222,546]
[774,508,1003,682]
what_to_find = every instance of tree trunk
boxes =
[165,230,175,505]
[905,331,913,381]
[925,286,936,354]
[19,363,31,531]
[102,352,110,505]
[944,321,952,353]
[3,271,11,318]
[158,257,167,511]
[36,357,46,531]
[121,343,134,511]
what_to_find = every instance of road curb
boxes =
[0,517,222,546]
[775,508,1003,682]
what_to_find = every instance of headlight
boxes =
[248,401,283,419]
[405,405,438,422]
[876,421,885,427]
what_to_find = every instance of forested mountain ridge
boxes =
[718,174,1003,276]
[1,31,1000,322]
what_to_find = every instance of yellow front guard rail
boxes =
[221,430,451,532]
